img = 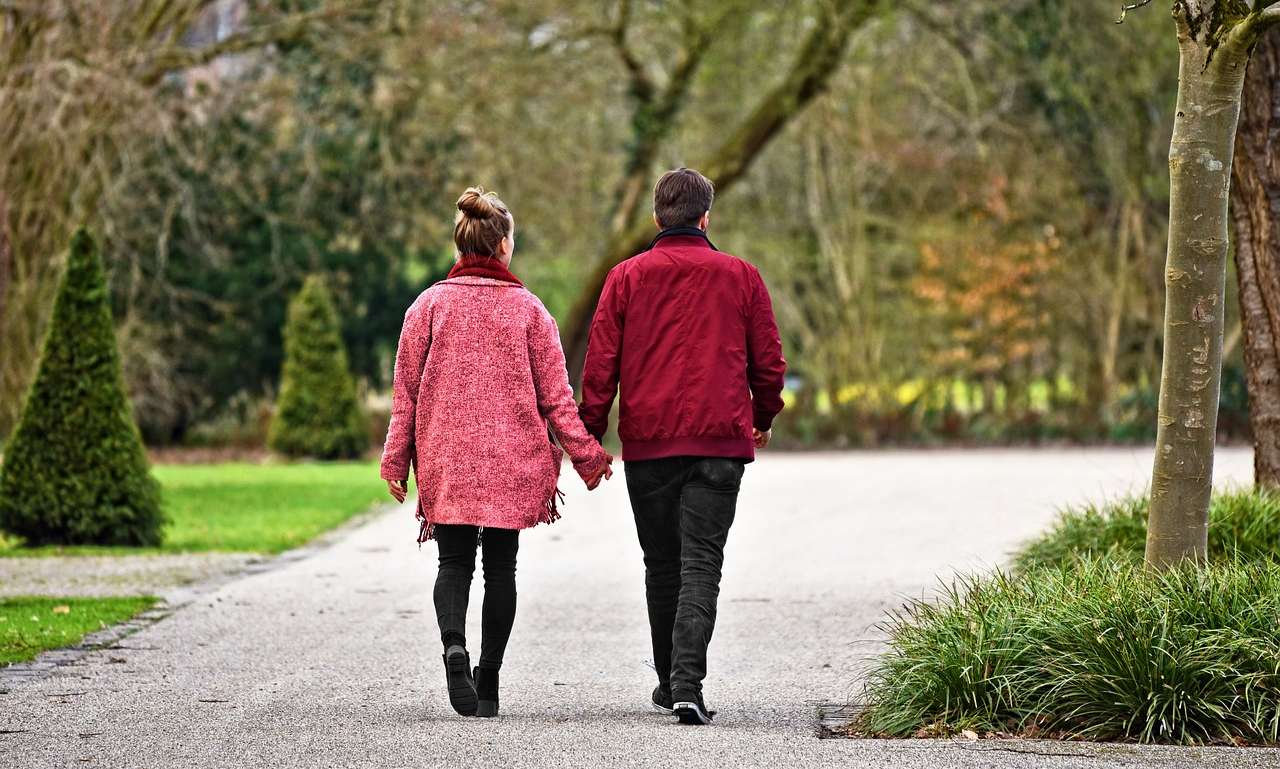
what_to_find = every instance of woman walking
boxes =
[380,187,612,718]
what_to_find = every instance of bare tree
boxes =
[1145,0,1280,567]
[560,0,885,382]
[1231,25,1280,489]
[0,1,364,438]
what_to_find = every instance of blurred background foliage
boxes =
[0,0,1247,449]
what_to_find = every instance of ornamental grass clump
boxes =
[1014,488,1280,572]
[858,559,1280,744]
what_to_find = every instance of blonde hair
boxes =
[453,186,512,257]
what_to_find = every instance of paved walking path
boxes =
[3,448,1276,768]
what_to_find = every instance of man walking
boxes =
[579,167,786,725]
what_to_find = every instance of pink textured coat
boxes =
[380,276,609,541]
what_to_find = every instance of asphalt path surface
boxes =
[5,447,1275,768]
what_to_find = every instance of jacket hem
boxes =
[621,436,755,462]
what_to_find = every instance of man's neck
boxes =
[649,226,717,251]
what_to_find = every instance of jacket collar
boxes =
[648,226,718,251]
[446,255,524,286]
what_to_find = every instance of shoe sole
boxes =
[477,700,498,718]
[445,654,478,716]
[673,701,713,725]
[651,701,674,715]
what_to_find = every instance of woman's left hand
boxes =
[585,454,614,490]
[387,479,408,503]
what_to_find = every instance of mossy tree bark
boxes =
[1230,25,1280,488]
[1146,1,1280,568]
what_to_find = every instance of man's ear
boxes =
[653,212,662,230]
[699,211,710,231]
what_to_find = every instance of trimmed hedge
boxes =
[1014,488,1280,572]
[0,230,164,546]
[268,275,367,459]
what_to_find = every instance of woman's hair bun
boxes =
[457,186,499,220]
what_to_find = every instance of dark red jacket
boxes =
[579,228,787,461]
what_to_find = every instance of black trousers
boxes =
[624,456,745,698]
[433,524,519,670]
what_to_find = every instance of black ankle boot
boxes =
[442,645,477,716]
[474,666,499,717]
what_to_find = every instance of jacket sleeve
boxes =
[380,304,430,482]
[529,305,610,483]
[746,269,787,432]
[578,268,625,441]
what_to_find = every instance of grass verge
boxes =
[1014,487,1280,572]
[857,559,1280,745]
[0,461,389,556]
[1,596,158,665]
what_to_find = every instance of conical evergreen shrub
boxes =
[0,230,164,546]
[268,275,367,459]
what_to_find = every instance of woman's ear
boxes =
[699,211,710,231]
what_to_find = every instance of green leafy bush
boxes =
[1014,488,1280,572]
[267,276,367,459]
[0,230,164,545]
[858,559,1280,744]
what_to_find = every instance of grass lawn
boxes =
[0,461,391,556]
[0,596,158,665]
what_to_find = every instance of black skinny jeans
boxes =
[625,456,745,698]
[433,524,519,670]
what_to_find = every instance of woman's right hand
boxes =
[387,479,408,503]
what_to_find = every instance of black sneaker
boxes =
[672,690,716,725]
[651,683,673,715]
[442,645,477,716]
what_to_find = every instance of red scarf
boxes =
[448,255,524,286]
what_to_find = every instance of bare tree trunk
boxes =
[1145,5,1275,568]
[1099,202,1136,426]
[1231,26,1280,489]
[0,190,10,342]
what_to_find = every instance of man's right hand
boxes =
[752,428,771,449]
[387,479,408,503]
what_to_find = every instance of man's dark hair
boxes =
[653,167,714,228]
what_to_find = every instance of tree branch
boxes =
[138,0,215,42]
[1116,0,1154,24]
[561,0,886,380]
[702,0,882,190]
[585,0,655,104]
[1221,4,1280,54]
[649,23,711,127]
[134,5,363,86]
